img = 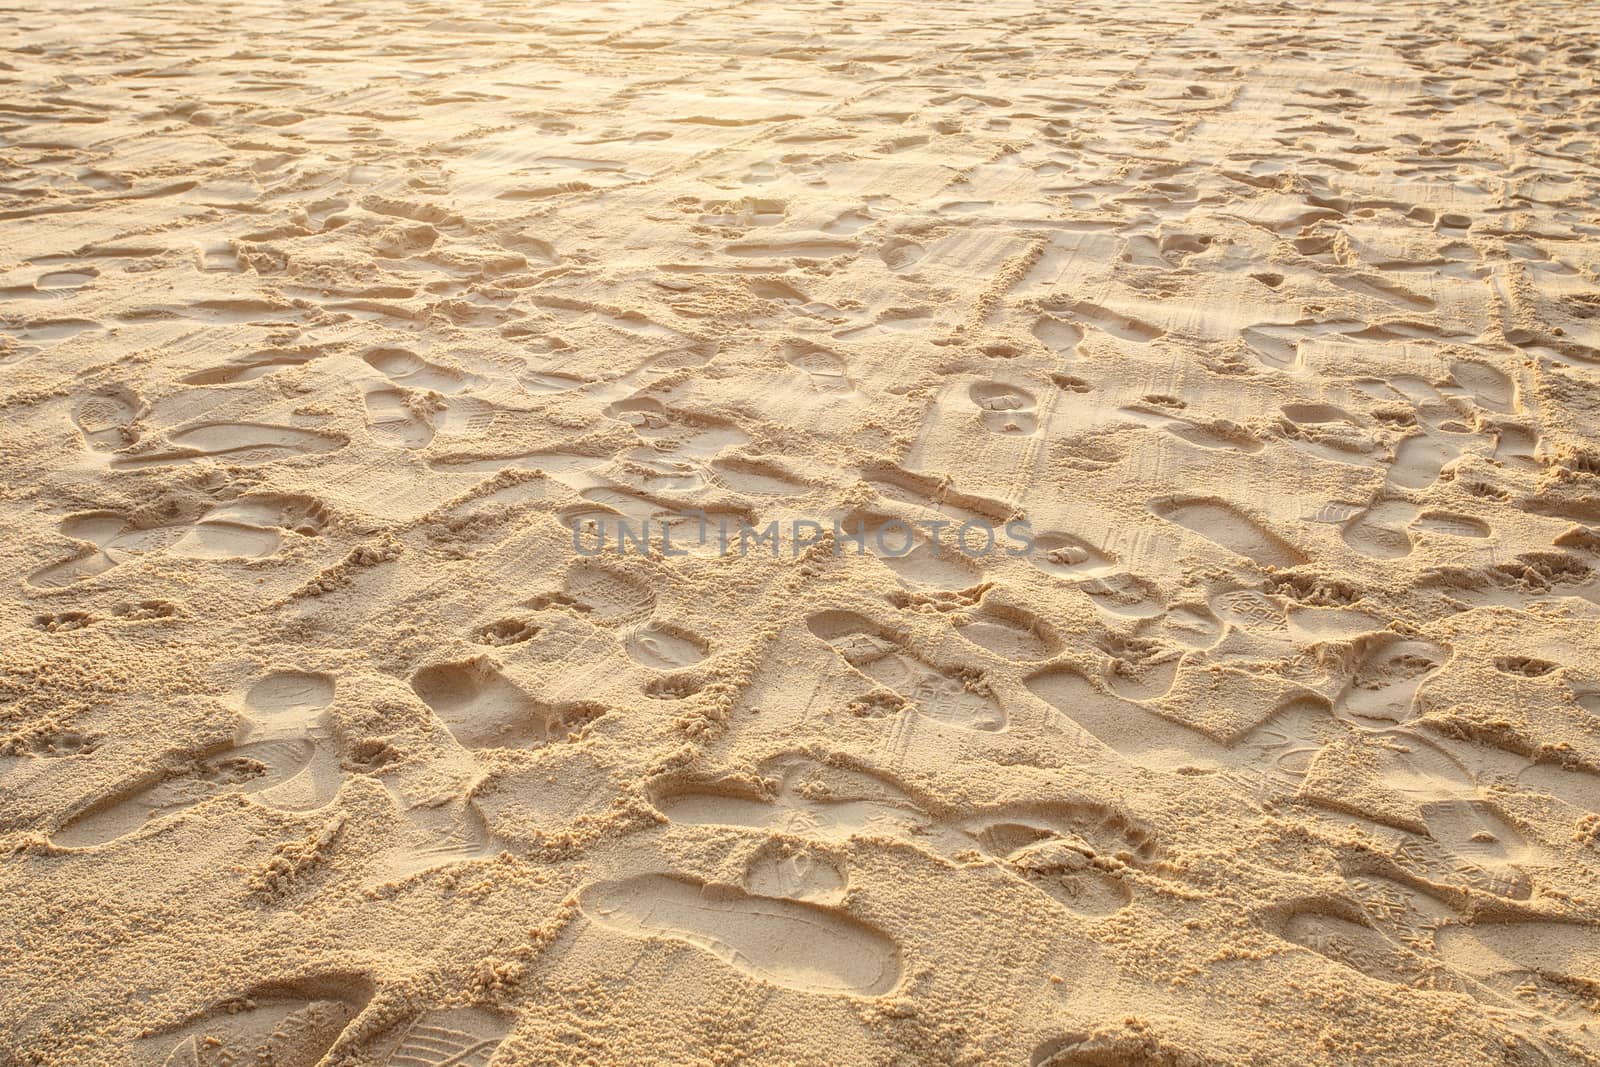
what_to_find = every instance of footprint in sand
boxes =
[834,510,984,590]
[1328,498,1417,559]
[1386,432,1458,489]
[1232,700,1341,791]
[362,346,485,393]
[1149,497,1307,569]
[1026,667,1221,770]
[1076,572,1165,619]
[29,266,98,292]
[1031,315,1083,356]
[1438,726,1600,827]
[709,456,809,497]
[1418,798,1539,885]
[1026,665,1336,787]
[1335,634,1451,723]
[1331,273,1435,311]
[603,397,752,461]
[877,236,925,272]
[1028,532,1119,581]
[1276,402,1379,467]
[134,978,368,1067]
[245,670,336,714]
[654,753,1159,919]
[1411,511,1490,539]
[364,387,437,449]
[520,370,585,394]
[1212,588,1292,635]
[782,339,853,392]
[180,348,321,386]
[748,279,812,307]
[807,609,1005,731]
[378,795,500,882]
[168,496,330,559]
[1284,603,1387,643]
[411,658,605,751]
[0,317,101,360]
[1153,603,1224,649]
[1053,300,1164,344]
[742,841,848,903]
[109,423,344,469]
[1297,727,1547,899]
[966,804,1160,918]
[969,381,1038,435]
[364,388,498,450]
[1096,633,1184,701]
[52,670,340,847]
[884,538,986,590]
[578,874,903,996]
[375,1006,512,1066]
[1278,904,1448,993]
[1447,358,1516,413]
[553,559,657,624]
[654,754,940,844]
[624,622,709,669]
[70,385,140,450]
[953,601,1062,661]
[1435,919,1600,1029]
[1121,401,1262,453]
[29,496,328,587]
[1286,871,1600,1040]
[28,512,184,588]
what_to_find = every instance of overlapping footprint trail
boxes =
[806,610,1006,731]
[654,754,1159,919]
[1024,664,1333,784]
[1280,871,1600,1048]
[410,658,604,751]
[53,671,340,847]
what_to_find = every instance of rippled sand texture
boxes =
[4,0,1600,1064]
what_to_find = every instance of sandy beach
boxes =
[4,0,1600,1063]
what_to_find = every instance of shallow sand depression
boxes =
[3,0,1600,1064]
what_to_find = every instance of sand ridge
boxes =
[3,0,1600,1064]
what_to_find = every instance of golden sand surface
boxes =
[3,1,1600,1064]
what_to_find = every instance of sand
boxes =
[3,0,1600,1064]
